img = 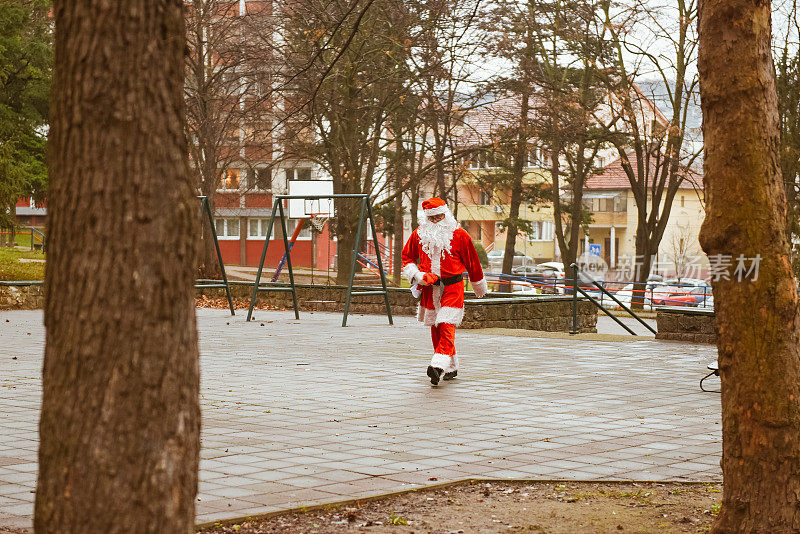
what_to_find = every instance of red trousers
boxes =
[431,323,456,356]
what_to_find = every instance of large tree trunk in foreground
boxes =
[35,1,200,532]
[698,0,800,530]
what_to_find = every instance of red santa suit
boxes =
[401,197,488,384]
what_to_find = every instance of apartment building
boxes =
[579,158,707,279]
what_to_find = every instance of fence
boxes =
[484,272,714,310]
[0,227,46,251]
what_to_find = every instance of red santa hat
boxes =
[422,197,449,217]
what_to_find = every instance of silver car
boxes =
[487,249,534,268]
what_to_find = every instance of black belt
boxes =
[435,273,464,286]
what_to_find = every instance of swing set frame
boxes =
[245,194,393,327]
[196,196,235,315]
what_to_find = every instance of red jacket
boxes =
[401,227,488,326]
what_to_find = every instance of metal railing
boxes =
[24,227,46,252]
[569,263,656,336]
[0,227,46,251]
[485,268,714,310]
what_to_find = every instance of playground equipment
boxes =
[196,196,235,315]
[269,181,334,283]
[246,186,392,327]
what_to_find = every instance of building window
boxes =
[248,217,311,240]
[286,168,312,181]
[247,167,271,190]
[248,218,270,238]
[527,221,554,242]
[680,195,685,207]
[614,196,627,212]
[218,169,240,191]
[254,72,271,98]
[467,151,478,169]
[479,190,491,205]
[215,218,240,239]
[286,219,312,240]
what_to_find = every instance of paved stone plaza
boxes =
[0,308,720,529]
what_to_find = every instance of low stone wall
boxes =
[655,306,716,343]
[0,283,44,310]
[0,281,598,334]
[209,283,597,333]
[462,295,597,333]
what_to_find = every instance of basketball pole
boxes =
[271,219,306,282]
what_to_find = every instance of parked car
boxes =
[685,285,714,307]
[511,262,565,277]
[512,262,565,293]
[663,278,707,287]
[537,262,566,276]
[611,282,666,309]
[651,286,697,306]
[656,281,713,307]
[487,249,534,268]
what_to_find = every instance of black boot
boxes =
[427,365,443,385]
[443,370,458,381]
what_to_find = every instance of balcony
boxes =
[588,211,628,227]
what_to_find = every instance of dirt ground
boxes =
[197,480,722,534]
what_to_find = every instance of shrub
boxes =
[473,240,489,267]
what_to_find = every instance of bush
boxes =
[473,240,489,267]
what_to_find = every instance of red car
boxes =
[651,286,702,306]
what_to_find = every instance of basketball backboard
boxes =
[287,180,335,218]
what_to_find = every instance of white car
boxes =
[537,262,566,277]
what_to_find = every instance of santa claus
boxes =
[401,197,489,385]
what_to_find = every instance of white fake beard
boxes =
[418,212,458,276]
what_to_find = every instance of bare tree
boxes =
[518,0,613,273]
[665,222,693,281]
[185,0,277,275]
[600,0,701,305]
[775,0,800,251]
[35,0,200,531]
[280,0,423,283]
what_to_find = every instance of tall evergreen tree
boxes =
[0,0,52,232]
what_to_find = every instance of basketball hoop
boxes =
[308,214,329,233]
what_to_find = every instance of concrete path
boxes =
[596,315,658,336]
[0,308,720,529]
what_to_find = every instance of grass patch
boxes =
[0,247,46,281]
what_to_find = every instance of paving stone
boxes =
[0,308,721,529]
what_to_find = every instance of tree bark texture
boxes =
[501,92,531,290]
[35,1,200,532]
[698,0,800,530]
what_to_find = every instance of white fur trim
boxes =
[444,354,459,373]
[423,205,449,216]
[411,284,422,298]
[435,306,464,326]
[430,352,453,369]
[418,305,438,326]
[402,263,421,285]
[472,277,488,298]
